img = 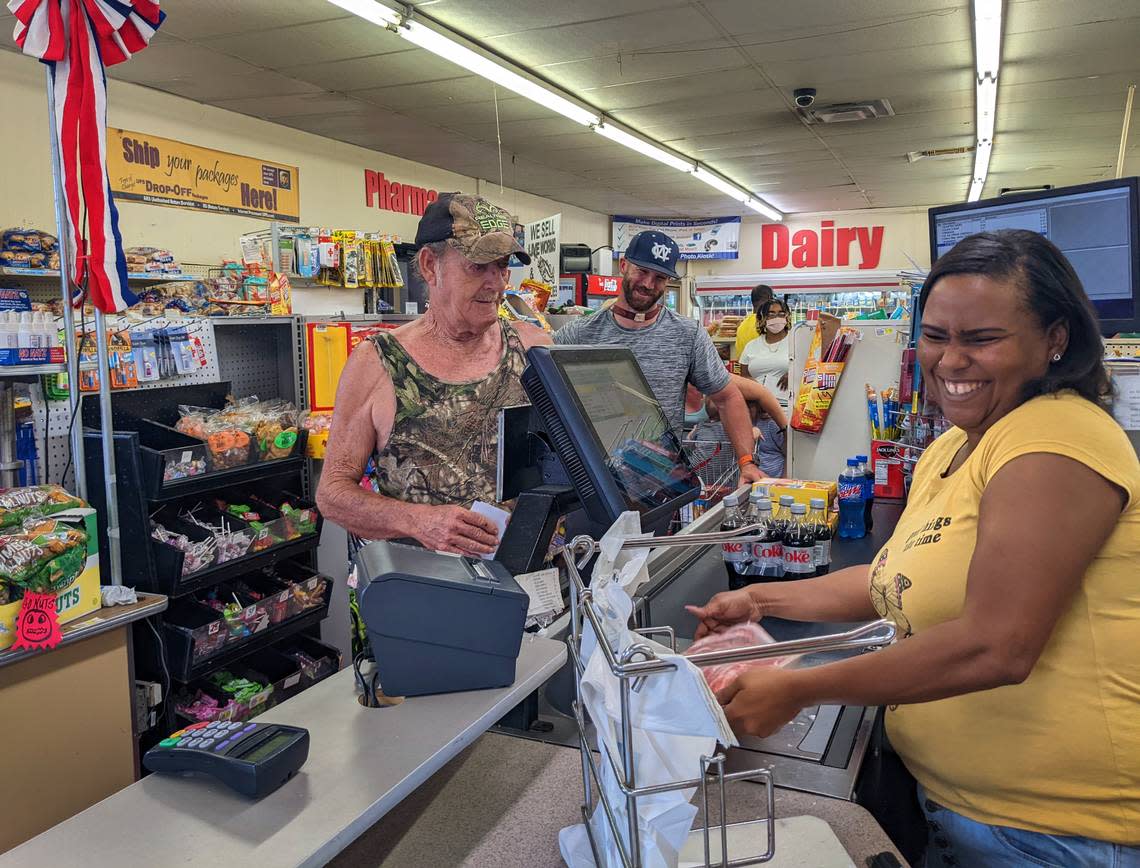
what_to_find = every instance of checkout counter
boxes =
[4,346,907,866]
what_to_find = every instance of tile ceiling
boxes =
[3,0,1140,217]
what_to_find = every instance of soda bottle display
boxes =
[720,493,751,590]
[808,497,832,576]
[772,494,795,537]
[739,488,765,578]
[749,497,785,579]
[838,458,866,539]
[856,454,875,532]
[782,503,817,578]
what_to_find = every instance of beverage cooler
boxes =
[694,271,912,341]
[558,273,622,309]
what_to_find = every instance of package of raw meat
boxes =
[684,622,790,694]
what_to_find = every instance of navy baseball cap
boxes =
[623,230,680,279]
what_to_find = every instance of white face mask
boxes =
[765,317,787,334]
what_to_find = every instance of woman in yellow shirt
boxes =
[690,230,1140,867]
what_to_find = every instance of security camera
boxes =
[793,88,817,109]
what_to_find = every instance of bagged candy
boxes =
[684,622,790,694]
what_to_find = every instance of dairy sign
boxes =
[523,213,561,286]
[761,221,884,270]
[108,129,299,222]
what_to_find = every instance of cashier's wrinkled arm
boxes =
[314,344,499,556]
[715,453,1124,737]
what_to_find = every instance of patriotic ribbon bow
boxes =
[9,0,164,313]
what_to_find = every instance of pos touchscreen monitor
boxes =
[521,345,701,531]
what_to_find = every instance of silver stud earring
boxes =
[1052,353,1062,362]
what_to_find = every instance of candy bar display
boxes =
[174,687,244,723]
[179,505,254,563]
[150,522,215,575]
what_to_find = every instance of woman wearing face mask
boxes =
[689,230,1140,867]
[738,298,791,408]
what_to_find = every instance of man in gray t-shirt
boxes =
[554,230,762,487]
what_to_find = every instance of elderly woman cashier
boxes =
[689,230,1140,867]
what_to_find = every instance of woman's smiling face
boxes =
[918,272,1066,438]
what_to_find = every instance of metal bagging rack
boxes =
[561,531,896,867]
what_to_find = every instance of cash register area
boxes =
[3,343,907,868]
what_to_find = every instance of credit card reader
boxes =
[143,720,309,798]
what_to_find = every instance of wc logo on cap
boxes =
[624,230,680,279]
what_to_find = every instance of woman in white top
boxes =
[739,298,791,407]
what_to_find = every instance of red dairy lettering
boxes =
[820,220,834,267]
[791,229,818,268]
[364,169,379,207]
[857,226,884,269]
[836,227,858,266]
[761,224,789,269]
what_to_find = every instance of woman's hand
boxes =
[717,667,806,738]
[777,372,789,392]
[686,589,763,639]
[412,504,501,556]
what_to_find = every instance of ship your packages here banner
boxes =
[107,129,300,222]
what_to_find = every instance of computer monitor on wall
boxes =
[928,178,1140,336]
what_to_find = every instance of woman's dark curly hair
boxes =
[919,229,1112,408]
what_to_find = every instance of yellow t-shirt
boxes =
[734,313,759,357]
[870,392,1140,842]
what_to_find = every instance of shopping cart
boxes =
[680,437,738,525]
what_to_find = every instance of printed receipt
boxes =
[514,568,565,619]
[470,500,511,560]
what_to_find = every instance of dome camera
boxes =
[793,88,817,109]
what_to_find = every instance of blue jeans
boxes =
[919,787,1140,867]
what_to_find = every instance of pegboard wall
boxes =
[214,320,300,405]
[31,316,229,488]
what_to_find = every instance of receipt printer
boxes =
[355,541,530,697]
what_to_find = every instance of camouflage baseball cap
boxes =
[414,192,531,265]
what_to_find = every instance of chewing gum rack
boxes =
[561,525,896,867]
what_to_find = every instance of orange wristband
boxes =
[738,454,756,468]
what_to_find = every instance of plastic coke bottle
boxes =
[838,458,866,539]
[856,454,875,532]
[808,497,832,576]
[720,493,751,589]
[749,497,785,579]
[739,488,765,578]
[783,503,817,578]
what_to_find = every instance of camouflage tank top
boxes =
[366,319,529,509]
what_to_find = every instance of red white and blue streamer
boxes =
[9,0,164,313]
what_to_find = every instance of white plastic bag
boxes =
[560,514,737,868]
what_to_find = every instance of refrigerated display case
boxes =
[695,271,911,354]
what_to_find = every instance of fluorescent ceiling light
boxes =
[328,0,783,216]
[326,0,399,27]
[399,20,600,127]
[745,198,783,222]
[692,166,748,202]
[973,0,1003,76]
[967,0,1003,201]
[976,77,997,142]
[968,141,993,202]
[594,123,694,173]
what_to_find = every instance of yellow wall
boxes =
[0,50,609,309]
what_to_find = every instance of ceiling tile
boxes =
[157,0,351,40]
[202,18,403,69]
